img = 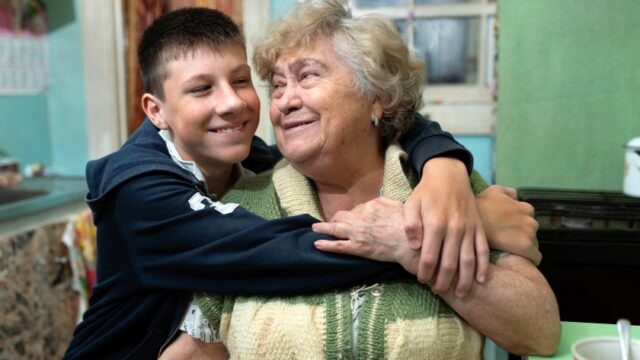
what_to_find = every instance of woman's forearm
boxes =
[439,254,561,356]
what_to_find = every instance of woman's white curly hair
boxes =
[253,0,426,143]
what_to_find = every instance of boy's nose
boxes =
[214,85,245,116]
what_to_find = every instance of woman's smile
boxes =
[281,117,319,134]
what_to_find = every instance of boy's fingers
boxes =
[454,231,475,298]
[474,227,490,283]
[417,221,445,283]
[403,198,424,250]
[431,228,461,293]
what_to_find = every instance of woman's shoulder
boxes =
[222,170,282,218]
[233,169,275,191]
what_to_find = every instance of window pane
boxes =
[354,0,406,7]
[393,19,408,42]
[486,15,497,88]
[416,0,479,4]
[413,17,480,84]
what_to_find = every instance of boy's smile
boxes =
[145,43,260,176]
[211,121,247,134]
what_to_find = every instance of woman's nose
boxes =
[214,84,245,116]
[276,82,302,115]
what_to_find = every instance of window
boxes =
[350,0,497,134]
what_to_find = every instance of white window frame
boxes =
[243,0,275,144]
[350,0,497,134]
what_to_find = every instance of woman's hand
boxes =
[312,197,421,275]
[404,158,489,298]
[476,185,542,265]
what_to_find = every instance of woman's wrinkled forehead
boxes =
[269,36,332,68]
[271,37,339,72]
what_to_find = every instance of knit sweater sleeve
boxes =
[469,170,489,195]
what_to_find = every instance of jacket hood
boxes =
[85,119,193,222]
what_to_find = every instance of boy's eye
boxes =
[190,85,211,94]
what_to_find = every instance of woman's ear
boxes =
[371,99,385,120]
[141,93,169,130]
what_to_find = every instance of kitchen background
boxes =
[0,0,639,359]
[1,0,639,188]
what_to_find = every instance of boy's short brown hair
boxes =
[138,7,245,100]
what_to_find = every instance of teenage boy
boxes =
[63,7,479,359]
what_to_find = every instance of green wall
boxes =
[0,95,52,167]
[0,0,87,176]
[47,0,88,176]
[496,0,640,190]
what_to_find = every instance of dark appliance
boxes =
[518,188,640,324]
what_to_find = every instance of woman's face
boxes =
[268,38,379,167]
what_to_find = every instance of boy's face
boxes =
[145,44,260,171]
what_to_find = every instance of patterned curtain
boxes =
[123,0,242,135]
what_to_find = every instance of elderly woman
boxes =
[194,0,560,358]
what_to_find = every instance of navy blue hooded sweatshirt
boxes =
[63,114,471,359]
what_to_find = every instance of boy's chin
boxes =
[216,147,251,165]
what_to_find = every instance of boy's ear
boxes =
[141,93,169,130]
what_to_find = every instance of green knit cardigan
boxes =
[198,145,491,360]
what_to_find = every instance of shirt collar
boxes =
[159,129,206,183]
[158,129,253,197]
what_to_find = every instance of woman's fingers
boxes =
[312,221,351,239]
[313,239,357,255]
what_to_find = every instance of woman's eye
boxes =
[234,77,250,86]
[300,72,316,80]
[270,82,285,97]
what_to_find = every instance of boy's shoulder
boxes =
[85,119,192,202]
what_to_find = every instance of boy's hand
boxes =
[312,197,420,275]
[476,185,542,265]
[159,331,229,360]
[404,158,489,298]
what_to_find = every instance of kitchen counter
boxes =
[530,321,640,359]
[0,176,88,236]
[0,176,90,358]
